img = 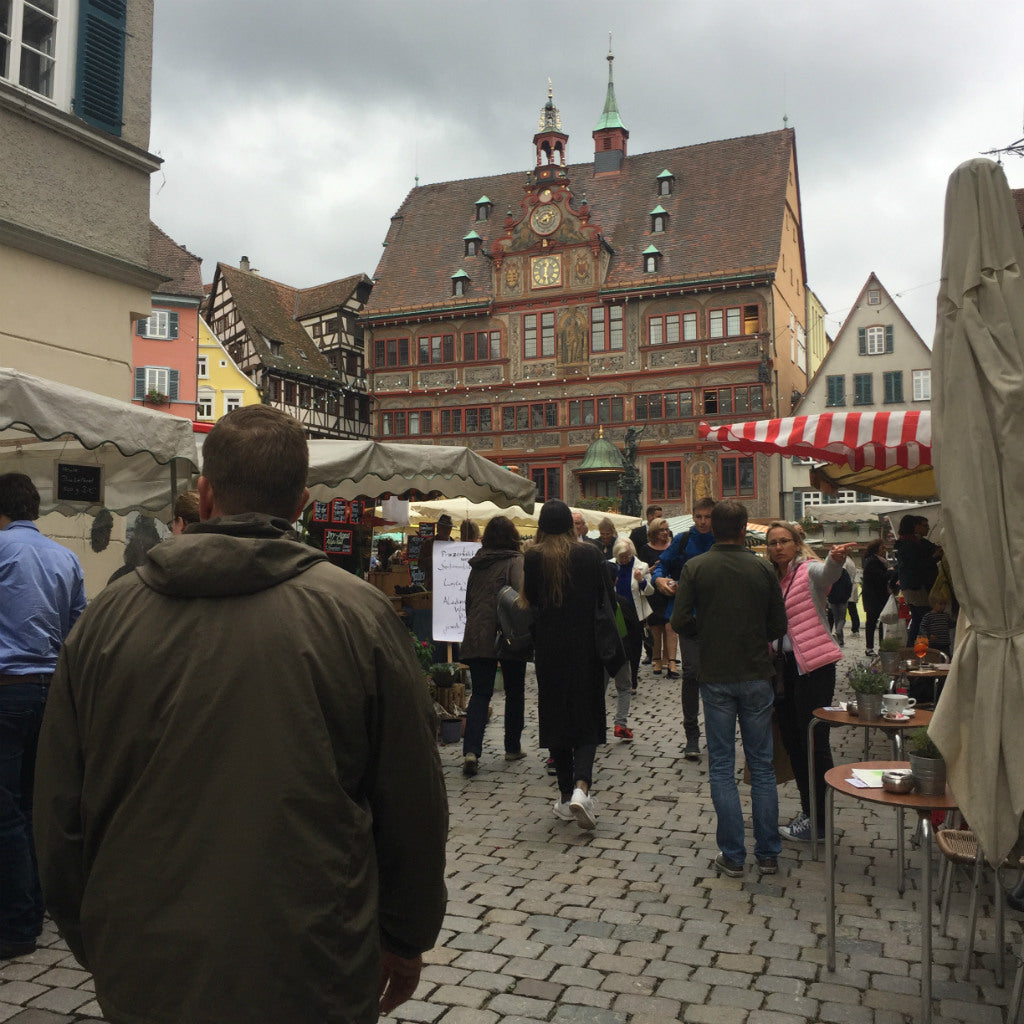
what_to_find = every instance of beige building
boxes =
[0,0,162,398]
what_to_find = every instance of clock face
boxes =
[531,255,561,288]
[530,203,561,236]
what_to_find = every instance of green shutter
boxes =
[134,367,145,399]
[136,316,146,336]
[169,370,180,401]
[858,328,866,356]
[168,312,179,339]
[74,0,127,136]
[885,325,894,353]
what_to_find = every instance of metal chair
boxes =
[935,828,1007,985]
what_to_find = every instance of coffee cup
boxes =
[882,693,916,716]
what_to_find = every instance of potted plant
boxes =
[146,388,168,405]
[878,635,902,676]
[846,660,888,720]
[428,662,463,688]
[907,726,947,795]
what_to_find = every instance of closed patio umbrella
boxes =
[930,158,1024,862]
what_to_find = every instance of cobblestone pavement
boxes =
[2,624,1018,1023]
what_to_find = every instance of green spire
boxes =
[594,43,626,131]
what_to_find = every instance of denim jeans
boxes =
[462,658,527,757]
[700,679,780,863]
[0,682,48,943]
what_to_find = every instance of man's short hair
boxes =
[693,497,717,513]
[173,489,200,525]
[645,504,663,519]
[0,472,40,521]
[201,406,308,519]
[711,500,747,541]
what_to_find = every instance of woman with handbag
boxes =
[460,516,528,777]
[523,499,625,830]
[765,521,858,844]
[639,517,677,677]
[861,539,892,655]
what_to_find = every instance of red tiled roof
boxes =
[149,222,204,298]
[294,274,371,318]
[366,129,795,315]
[215,263,338,380]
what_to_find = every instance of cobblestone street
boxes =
[1,628,1017,1024]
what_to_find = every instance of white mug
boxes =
[882,693,916,715]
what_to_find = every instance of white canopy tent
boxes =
[0,367,200,515]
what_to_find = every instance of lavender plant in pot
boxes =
[846,660,888,720]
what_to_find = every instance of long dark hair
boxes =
[482,515,520,552]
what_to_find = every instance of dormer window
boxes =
[650,205,668,233]
[657,170,674,196]
[464,231,482,256]
[643,246,661,274]
[268,340,283,356]
[474,196,493,221]
[452,270,470,297]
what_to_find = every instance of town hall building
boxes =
[361,56,812,516]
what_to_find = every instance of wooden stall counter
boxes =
[369,567,411,596]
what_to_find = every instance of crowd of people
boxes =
[2,406,967,1021]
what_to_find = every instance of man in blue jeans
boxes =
[672,499,787,877]
[0,473,85,959]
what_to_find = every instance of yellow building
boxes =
[196,316,260,422]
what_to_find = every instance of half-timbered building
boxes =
[203,260,372,439]
[361,57,812,517]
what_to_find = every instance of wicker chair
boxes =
[935,828,1007,985]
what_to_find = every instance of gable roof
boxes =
[294,274,372,319]
[149,222,204,298]
[799,272,930,401]
[214,263,338,380]
[367,129,796,316]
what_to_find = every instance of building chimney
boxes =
[239,256,250,272]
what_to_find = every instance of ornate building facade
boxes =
[362,59,811,516]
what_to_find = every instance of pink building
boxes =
[131,223,204,418]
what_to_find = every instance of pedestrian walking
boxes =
[672,500,787,877]
[0,473,86,961]
[34,406,448,1023]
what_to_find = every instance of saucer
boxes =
[883,712,911,722]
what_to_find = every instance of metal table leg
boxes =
[891,729,906,896]
[826,785,836,971]
[808,717,822,861]
[919,811,934,1024]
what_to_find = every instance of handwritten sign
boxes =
[349,499,363,525]
[55,462,103,504]
[330,498,348,523]
[407,535,426,586]
[323,528,353,554]
[310,500,330,523]
[431,541,476,642]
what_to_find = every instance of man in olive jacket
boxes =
[34,406,448,1024]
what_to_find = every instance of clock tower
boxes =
[532,80,569,186]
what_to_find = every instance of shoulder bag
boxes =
[494,561,534,661]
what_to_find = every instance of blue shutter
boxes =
[74,0,127,136]
[136,316,146,337]
[858,328,866,356]
[168,370,180,401]
[885,325,894,353]
[168,312,179,339]
[134,367,145,399]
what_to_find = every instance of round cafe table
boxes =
[825,761,957,1024]
[807,706,933,867]
[906,663,951,704]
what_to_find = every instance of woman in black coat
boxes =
[522,499,624,830]
[861,539,892,655]
[460,516,527,776]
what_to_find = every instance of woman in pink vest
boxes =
[765,522,859,843]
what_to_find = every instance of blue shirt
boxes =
[0,520,86,674]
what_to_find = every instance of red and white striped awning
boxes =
[698,411,931,470]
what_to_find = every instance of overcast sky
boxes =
[149,0,1024,344]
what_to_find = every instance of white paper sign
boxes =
[431,542,476,642]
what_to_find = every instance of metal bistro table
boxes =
[807,706,933,869]
[825,761,957,1024]
[906,663,951,704]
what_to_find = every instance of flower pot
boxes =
[910,753,947,796]
[855,691,884,720]
[438,716,464,744]
[878,651,900,677]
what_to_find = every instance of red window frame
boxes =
[374,337,410,368]
[700,385,765,417]
[720,455,755,498]
[463,330,501,362]
[568,397,625,426]
[590,305,623,352]
[418,333,455,365]
[635,390,695,421]
[523,312,556,359]
[500,402,558,431]
[440,406,493,434]
[380,409,432,438]
[649,460,683,501]
[529,465,561,502]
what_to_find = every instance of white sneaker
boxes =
[569,787,597,830]
[552,799,574,821]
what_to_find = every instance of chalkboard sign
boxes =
[330,498,348,523]
[55,462,103,504]
[310,500,330,523]
[349,499,363,525]
[323,528,353,554]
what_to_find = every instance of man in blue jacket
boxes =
[652,497,716,760]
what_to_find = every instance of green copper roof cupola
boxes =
[593,38,629,175]
[579,426,626,475]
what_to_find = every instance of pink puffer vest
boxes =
[784,560,842,675]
